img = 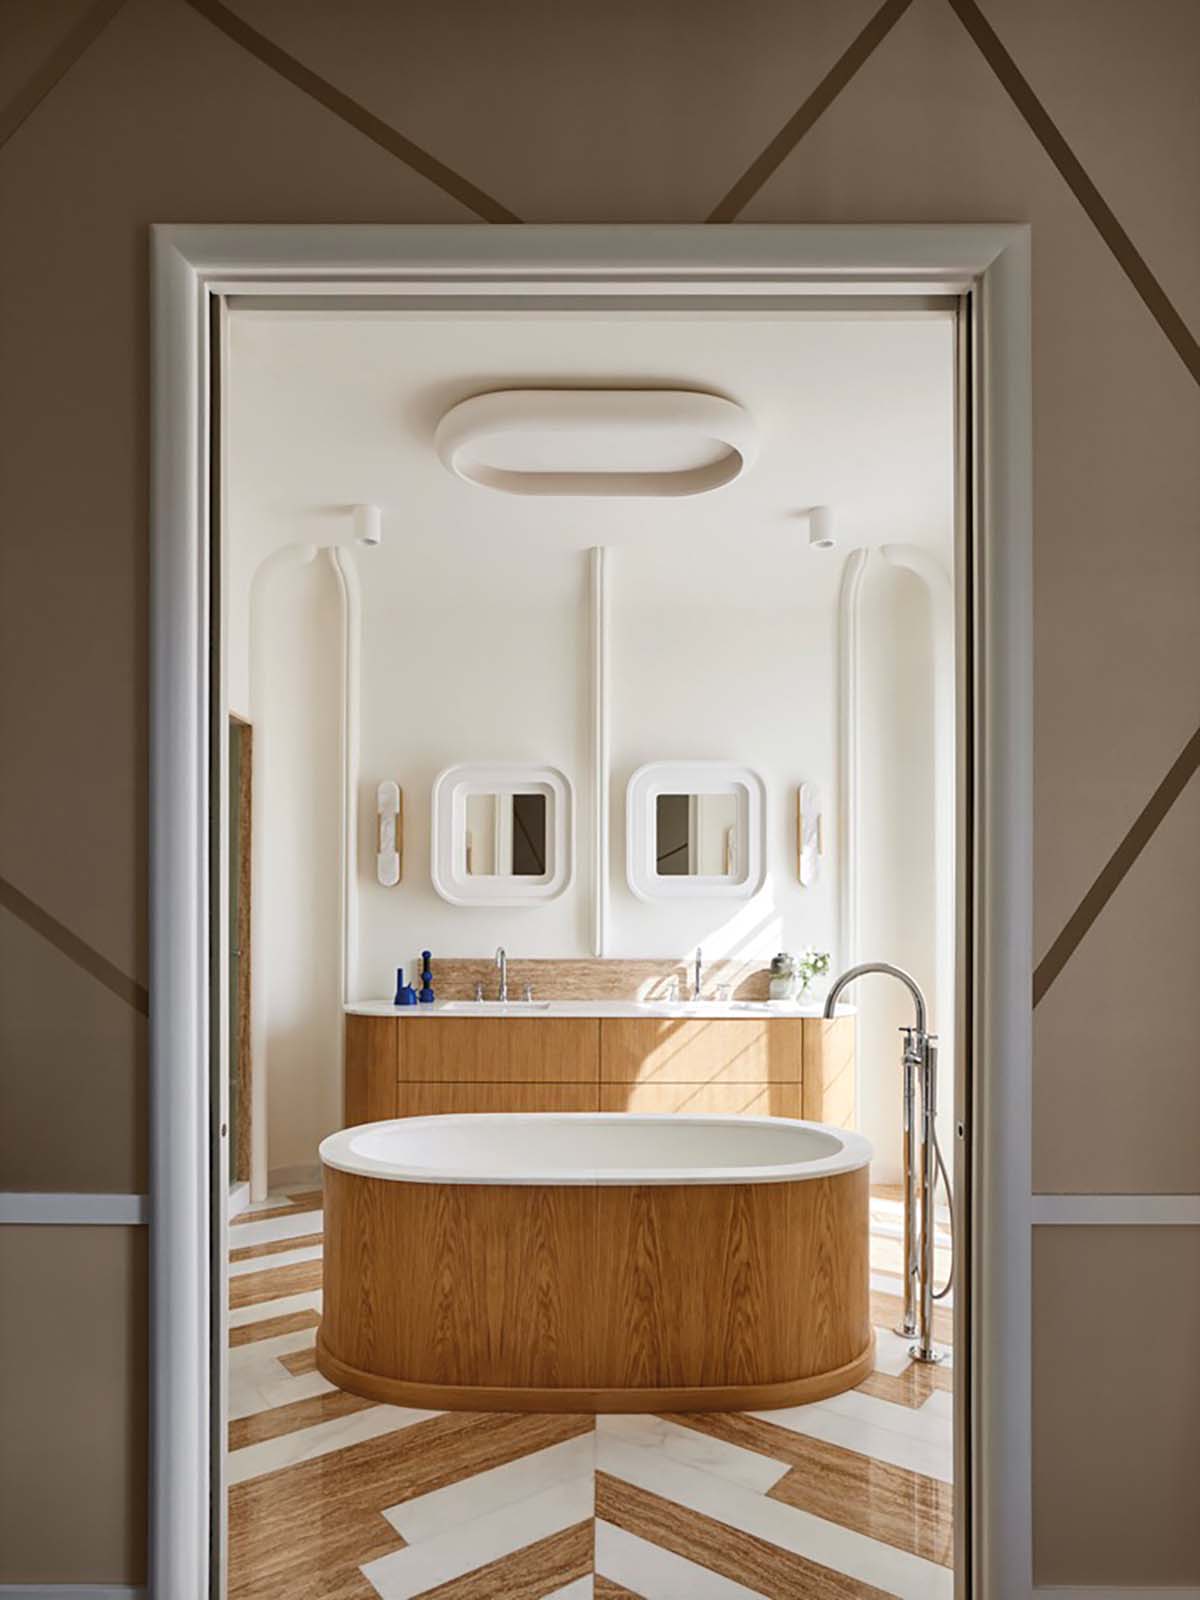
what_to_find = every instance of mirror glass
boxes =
[465,792,548,877]
[655,792,739,877]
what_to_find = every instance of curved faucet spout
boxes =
[823,961,928,1035]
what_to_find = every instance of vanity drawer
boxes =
[599,1081,801,1117]
[398,1083,600,1116]
[599,1019,803,1084]
[402,1018,600,1084]
[345,1015,399,1123]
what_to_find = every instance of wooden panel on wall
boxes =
[399,1083,600,1116]
[600,1082,801,1118]
[402,1018,600,1084]
[600,1018,803,1084]
[802,1018,856,1128]
[344,1016,399,1125]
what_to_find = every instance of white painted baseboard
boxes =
[267,1163,321,1191]
[227,1180,250,1220]
[0,1193,148,1225]
[0,1587,148,1598]
[1034,1588,1200,1598]
[1032,1195,1200,1225]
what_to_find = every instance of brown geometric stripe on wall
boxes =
[0,0,127,152]
[0,875,149,1016]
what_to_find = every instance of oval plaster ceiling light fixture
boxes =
[435,389,757,497]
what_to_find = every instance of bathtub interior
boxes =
[320,1112,872,1185]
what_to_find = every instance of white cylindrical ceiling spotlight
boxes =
[808,506,836,549]
[354,504,382,546]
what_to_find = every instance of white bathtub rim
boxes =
[319,1112,873,1187]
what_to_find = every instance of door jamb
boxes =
[150,223,1032,1599]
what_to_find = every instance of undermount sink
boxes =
[440,1001,552,1014]
[639,1000,777,1016]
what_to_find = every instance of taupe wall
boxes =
[1,0,1196,1586]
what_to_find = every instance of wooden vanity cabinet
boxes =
[344,1012,855,1128]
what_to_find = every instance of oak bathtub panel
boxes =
[344,1015,399,1124]
[402,1018,600,1083]
[600,1082,801,1117]
[599,1019,803,1084]
[398,1083,600,1116]
[322,1168,595,1388]
[591,1172,870,1390]
[320,1161,872,1410]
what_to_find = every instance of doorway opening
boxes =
[149,226,1032,1600]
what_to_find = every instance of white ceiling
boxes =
[227,309,955,606]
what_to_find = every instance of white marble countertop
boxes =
[344,997,854,1020]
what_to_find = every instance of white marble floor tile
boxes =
[228,1327,315,1366]
[597,1434,953,1599]
[229,1364,334,1423]
[596,1521,769,1600]
[228,1403,439,1487]
[748,1399,953,1484]
[228,1242,324,1278]
[872,1327,923,1376]
[228,1289,323,1329]
[364,1474,592,1599]
[598,1414,788,1494]
[230,1208,324,1250]
[541,1578,592,1600]
[819,1387,953,1446]
[383,1432,594,1544]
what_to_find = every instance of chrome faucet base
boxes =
[909,1343,946,1366]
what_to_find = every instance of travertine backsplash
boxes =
[429,957,773,1002]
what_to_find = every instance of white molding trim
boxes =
[152,223,1033,1600]
[836,547,868,977]
[0,1588,148,1598]
[0,1192,148,1225]
[590,547,611,956]
[1033,1194,1200,1226]
[266,1162,322,1191]
[1033,1589,1200,1598]
[227,1181,250,1220]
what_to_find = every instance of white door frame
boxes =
[150,223,1032,1598]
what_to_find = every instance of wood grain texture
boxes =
[596,1471,893,1598]
[413,1520,592,1599]
[228,1309,321,1348]
[277,1346,318,1376]
[398,1083,600,1116]
[319,1163,870,1412]
[802,1016,857,1127]
[675,1411,953,1566]
[230,1258,322,1309]
[599,1082,801,1117]
[401,1017,599,1084]
[599,1018,803,1083]
[344,1015,399,1125]
[230,1230,322,1263]
[229,1409,590,1600]
[595,1579,646,1600]
[228,1389,374,1450]
[230,1190,322,1225]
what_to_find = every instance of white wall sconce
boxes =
[376,781,402,885]
[354,504,382,546]
[807,506,836,549]
[797,781,823,885]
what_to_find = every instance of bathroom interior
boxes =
[219,305,959,1599]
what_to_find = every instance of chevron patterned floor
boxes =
[227,1186,954,1598]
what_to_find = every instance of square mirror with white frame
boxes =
[431,763,573,906]
[626,761,766,901]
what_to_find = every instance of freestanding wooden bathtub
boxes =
[317,1113,873,1413]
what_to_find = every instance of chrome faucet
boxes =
[693,947,703,1001]
[495,946,508,1004]
[824,961,950,1365]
